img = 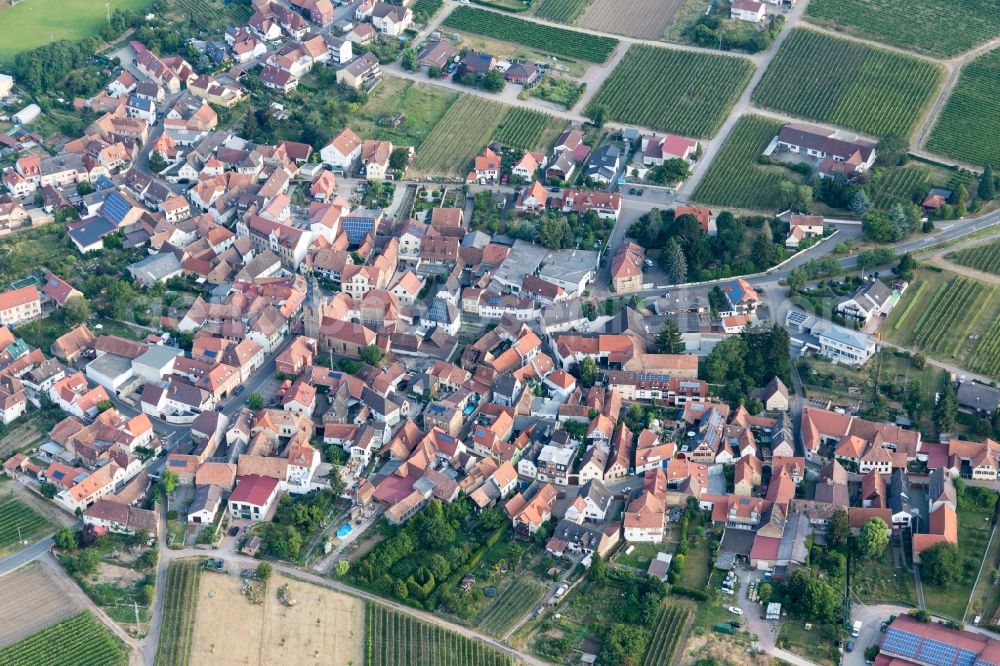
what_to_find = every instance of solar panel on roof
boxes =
[102,192,132,225]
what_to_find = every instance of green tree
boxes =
[256,561,273,581]
[62,296,91,327]
[575,356,598,388]
[859,517,890,558]
[935,383,958,432]
[482,69,504,92]
[148,151,168,174]
[360,345,384,366]
[659,238,687,284]
[850,189,872,216]
[328,465,347,497]
[40,482,58,499]
[758,582,773,605]
[400,46,419,71]
[75,547,101,576]
[393,578,409,599]
[337,560,350,577]
[979,163,996,201]
[827,508,850,552]
[599,624,648,666]
[247,392,264,410]
[141,584,155,605]
[54,527,77,550]
[649,158,690,184]
[655,319,684,354]
[875,135,909,167]
[920,541,960,586]
[897,252,918,280]
[862,211,896,242]
[587,104,606,127]
[162,470,178,494]
[389,148,409,171]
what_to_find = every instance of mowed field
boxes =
[0,0,152,64]
[690,115,791,211]
[926,49,1000,168]
[588,45,755,137]
[806,0,1000,58]
[0,562,83,647]
[578,0,682,40]
[189,572,365,666]
[883,269,1000,379]
[752,29,944,139]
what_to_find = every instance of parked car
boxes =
[728,607,743,615]
[228,526,239,537]
[555,585,567,598]
[644,259,654,267]
[234,384,245,396]
[845,640,855,653]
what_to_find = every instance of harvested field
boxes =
[0,561,83,647]
[579,0,682,39]
[189,572,365,666]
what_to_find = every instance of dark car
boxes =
[234,385,245,396]
[845,640,855,653]
[228,526,239,537]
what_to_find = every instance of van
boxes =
[851,620,862,637]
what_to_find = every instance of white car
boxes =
[728,607,744,615]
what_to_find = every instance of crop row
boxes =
[690,115,789,210]
[477,579,546,637]
[442,7,618,62]
[0,611,128,666]
[366,602,514,666]
[491,108,553,150]
[752,28,944,139]
[411,0,445,21]
[642,605,691,666]
[589,45,754,138]
[927,49,1000,169]
[872,166,929,210]
[412,95,504,176]
[970,317,1000,379]
[891,281,926,330]
[0,497,51,550]
[534,0,591,23]
[154,560,202,666]
[806,0,1000,58]
[947,238,1000,276]
[911,278,986,354]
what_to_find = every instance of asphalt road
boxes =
[0,535,55,577]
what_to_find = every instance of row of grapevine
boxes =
[0,497,52,551]
[871,166,929,209]
[641,605,692,666]
[891,281,926,330]
[491,108,552,151]
[442,7,618,62]
[690,115,789,210]
[911,278,988,354]
[806,0,1000,58]
[477,579,547,637]
[365,602,515,666]
[154,560,202,666]
[0,612,128,666]
[534,0,591,23]
[752,29,944,138]
[948,238,1000,276]
[412,96,505,176]
[411,0,444,22]
[589,45,755,138]
[970,317,1000,379]
[927,50,1000,167]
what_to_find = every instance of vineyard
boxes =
[0,496,53,552]
[947,239,1000,276]
[411,95,505,177]
[926,49,1000,168]
[871,166,929,209]
[806,0,1000,58]
[588,45,755,138]
[411,0,444,21]
[752,29,944,139]
[477,579,547,637]
[641,605,692,666]
[0,612,128,666]
[892,282,926,330]
[971,318,1000,379]
[491,108,560,150]
[910,278,994,355]
[690,115,791,210]
[155,560,202,666]
[442,7,618,62]
[534,0,590,23]
[365,602,515,666]
[169,0,251,27]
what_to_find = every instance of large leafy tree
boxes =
[858,517,890,559]
[920,542,960,586]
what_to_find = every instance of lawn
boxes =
[752,28,945,139]
[614,542,672,570]
[588,45,755,138]
[806,0,1000,58]
[0,225,78,290]
[922,508,995,621]
[690,114,797,211]
[777,621,840,666]
[882,268,1000,380]
[0,495,54,555]
[411,95,506,177]
[351,77,457,150]
[0,0,152,64]
[926,49,1000,169]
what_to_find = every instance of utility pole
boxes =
[106,2,111,23]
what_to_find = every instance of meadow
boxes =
[588,45,755,138]
[752,29,944,139]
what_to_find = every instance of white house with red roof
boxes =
[228,474,281,521]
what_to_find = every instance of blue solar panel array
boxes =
[343,216,375,244]
[101,192,132,226]
[882,627,978,666]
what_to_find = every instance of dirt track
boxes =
[0,561,83,646]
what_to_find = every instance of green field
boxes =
[0,496,54,554]
[0,0,152,64]
[155,560,202,666]
[871,166,930,210]
[411,95,506,177]
[442,6,618,62]
[884,269,1000,379]
[0,612,129,666]
[690,115,793,211]
[366,602,515,666]
[806,0,1000,58]
[534,0,590,23]
[947,239,1000,276]
[588,45,754,138]
[477,578,547,637]
[411,0,445,21]
[752,29,944,139]
[926,49,1000,168]
[490,107,561,151]
[351,77,457,149]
